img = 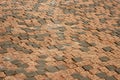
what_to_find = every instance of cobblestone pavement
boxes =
[0,0,120,80]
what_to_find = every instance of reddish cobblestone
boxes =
[0,0,120,80]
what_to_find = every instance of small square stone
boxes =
[25,71,37,77]
[96,72,107,78]
[38,55,48,59]
[56,65,68,70]
[102,47,113,52]
[82,65,93,71]
[115,41,120,46]
[99,56,110,62]
[0,49,7,54]
[115,68,120,74]
[72,57,82,62]
[71,73,83,79]
[105,76,117,80]
[80,47,90,52]
[4,70,16,76]
[54,55,66,61]
[46,66,58,73]
[36,70,46,75]
[106,65,116,71]
[22,49,33,54]
[79,41,90,47]
[25,77,36,80]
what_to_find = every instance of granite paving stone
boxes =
[105,76,117,80]
[106,65,116,71]
[102,47,113,52]
[82,65,93,71]
[115,68,120,74]
[46,66,58,73]
[96,72,107,78]
[99,56,110,62]
[72,57,83,62]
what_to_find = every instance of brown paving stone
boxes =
[0,0,120,80]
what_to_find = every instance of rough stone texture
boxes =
[0,0,120,80]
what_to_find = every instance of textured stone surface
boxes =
[0,0,120,80]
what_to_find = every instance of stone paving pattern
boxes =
[0,0,120,80]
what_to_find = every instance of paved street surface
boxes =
[0,0,120,80]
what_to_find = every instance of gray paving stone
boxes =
[96,72,107,78]
[105,76,117,80]
[102,46,113,52]
[0,49,7,54]
[115,41,120,46]
[115,68,120,74]
[15,68,26,74]
[47,45,55,49]
[25,71,37,77]
[38,0,48,3]
[39,55,48,59]
[37,18,46,25]
[79,41,90,47]
[36,70,46,75]
[4,70,16,76]
[36,59,47,64]
[51,19,61,24]
[17,63,29,68]
[80,47,90,52]
[106,65,116,71]
[18,34,29,40]
[54,55,66,61]
[46,66,58,73]
[22,49,33,54]
[22,28,34,32]
[11,60,21,65]
[65,21,78,25]
[99,18,106,23]
[26,42,41,48]
[82,65,93,71]
[71,73,91,80]
[72,57,82,62]
[99,56,110,62]
[56,65,68,70]
[25,77,36,80]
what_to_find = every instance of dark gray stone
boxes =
[22,28,34,32]
[72,57,82,62]
[38,0,48,3]
[79,41,90,47]
[56,65,68,70]
[71,73,91,80]
[22,49,33,54]
[4,70,16,76]
[36,70,46,75]
[96,72,107,78]
[26,42,41,48]
[25,77,36,80]
[115,41,120,46]
[99,56,110,62]
[11,60,21,65]
[54,55,66,61]
[106,65,116,71]
[82,65,93,71]
[105,76,117,80]
[15,68,26,74]
[80,47,90,52]
[37,18,46,25]
[46,66,58,73]
[0,49,7,54]
[99,18,106,23]
[47,45,55,49]
[102,46,113,52]
[115,68,120,74]
[25,71,37,77]
[18,34,29,40]
[39,55,48,59]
